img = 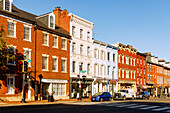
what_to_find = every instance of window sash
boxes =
[42,56,47,70]
[7,47,15,64]
[43,33,48,45]
[62,39,66,49]
[24,27,30,40]
[53,36,58,47]
[62,60,66,72]
[53,58,58,71]
[8,22,14,36]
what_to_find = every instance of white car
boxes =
[113,89,136,100]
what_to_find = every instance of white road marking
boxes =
[127,105,148,108]
[166,110,170,112]
[139,106,159,110]
[116,104,138,107]
[152,107,170,111]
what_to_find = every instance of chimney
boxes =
[53,6,62,26]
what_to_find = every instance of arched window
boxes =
[50,16,54,28]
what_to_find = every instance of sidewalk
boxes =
[0,98,91,107]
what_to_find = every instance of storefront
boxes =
[70,77,93,98]
[118,80,136,92]
[41,79,69,100]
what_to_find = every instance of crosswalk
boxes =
[95,102,170,112]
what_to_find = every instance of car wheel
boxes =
[100,98,103,102]
[123,96,126,100]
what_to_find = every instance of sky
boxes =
[13,0,170,62]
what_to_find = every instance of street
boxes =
[0,100,170,113]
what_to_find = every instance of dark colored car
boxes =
[91,92,112,102]
[136,91,150,99]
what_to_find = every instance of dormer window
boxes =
[3,0,13,12]
[48,13,55,29]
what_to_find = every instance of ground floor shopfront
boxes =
[92,77,118,96]
[70,77,93,99]
[41,78,69,100]
[118,80,136,92]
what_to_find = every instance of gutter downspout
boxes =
[34,24,37,101]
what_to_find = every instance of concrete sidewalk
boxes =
[0,98,91,107]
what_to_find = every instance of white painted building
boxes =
[92,39,118,95]
[69,13,94,98]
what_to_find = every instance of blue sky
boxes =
[13,0,170,61]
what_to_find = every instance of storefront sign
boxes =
[42,79,68,83]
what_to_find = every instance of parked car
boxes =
[136,91,150,99]
[113,89,136,100]
[91,92,112,102]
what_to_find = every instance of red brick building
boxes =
[114,42,137,92]
[0,1,70,101]
[136,52,147,92]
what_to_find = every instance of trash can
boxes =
[48,94,54,102]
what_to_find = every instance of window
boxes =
[24,26,31,41]
[8,21,16,37]
[126,69,129,78]
[72,42,76,53]
[42,54,49,71]
[143,60,145,66]
[137,67,139,73]
[4,0,12,12]
[53,35,58,48]
[107,52,110,61]
[134,70,136,79]
[140,59,142,65]
[80,29,83,39]
[23,48,31,67]
[101,65,105,76]
[87,32,90,41]
[122,68,124,78]
[43,32,49,46]
[130,70,133,79]
[50,15,54,28]
[72,26,75,36]
[130,57,132,65]
[87,47,90,56]
[53,83,66,96]
[7,46,16,65]
[94,49,98,59]
[7,74,15,94]
[94,64,99,75]
[62,58,67,72]
[87,64,90,74]
[62,38,67,50]
[133,58,135,66]
[118,68,121,78]
[137,58,139,64]
[101,51,105,60]
[122,54,124,64]
[72,61,76,73]
[113,54,115,62]
[140,68,142,74]
[52,57,58,72]
[80,45,83,55]
[107,66,110,75]
[118,54,121,63]
[126,56,129,65]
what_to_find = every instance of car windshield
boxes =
[93,92,102,96]
[118,90,127,93]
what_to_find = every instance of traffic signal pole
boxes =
[21,73,26,103]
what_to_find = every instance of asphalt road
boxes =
[0,101,170,113]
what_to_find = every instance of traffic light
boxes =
[18,60,23,72]
[24,61,28,73]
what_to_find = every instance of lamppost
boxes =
[78,65,82,100]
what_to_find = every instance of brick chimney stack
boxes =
[53,6,62,27]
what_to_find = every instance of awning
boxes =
[41,78,68,84]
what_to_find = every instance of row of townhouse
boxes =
[0,0,170,101]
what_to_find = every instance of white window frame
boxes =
[72,26,75,36]
[42,54,49,71]
[52,56,58,72]
[133,58,135,66]
[107,66,110,75]
[42,32,49,46]
[7,19,17,38]
[7,45,16,65]
[126,69,129,78]
[23,48,32,67]
[52,35,58,48]
[48,13,55,29]
[122,54,124,64]
[6,74,15,95]
[80,44,83,55]
[23,24,32,42]
[3,0,12,12]
[61,57,67,73]
[87,46,90,56]
[122,68,124,78]
[62,37,67,50]
[72,42,76,53]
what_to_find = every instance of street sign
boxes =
[81,70,86,73]
[27,59,31,63]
